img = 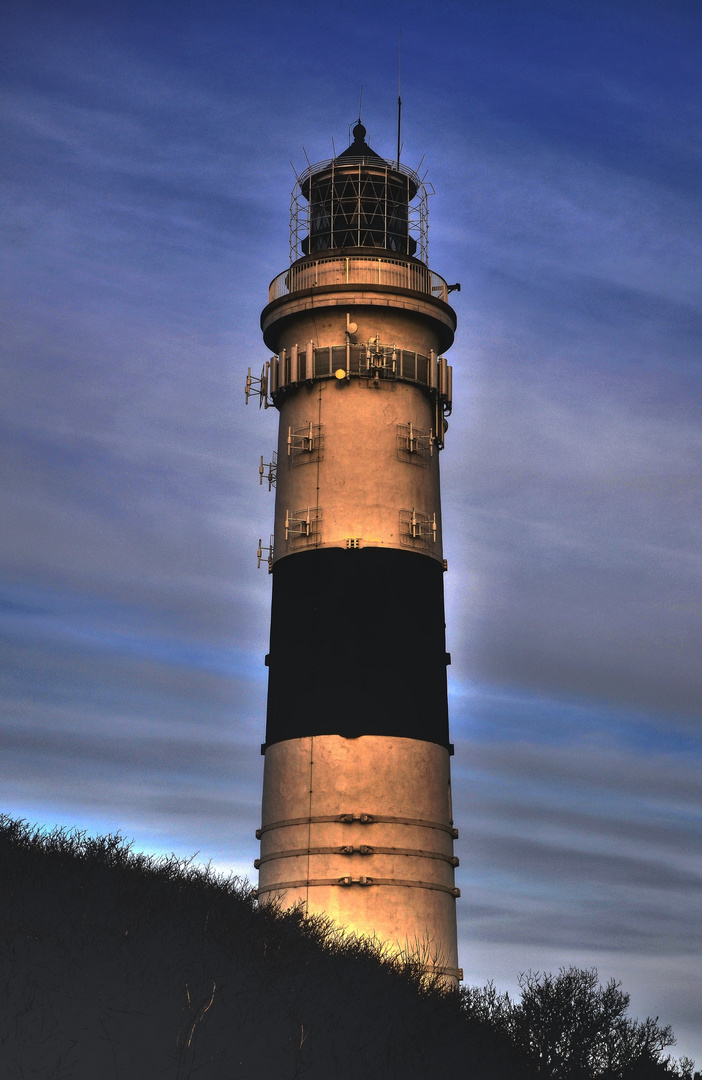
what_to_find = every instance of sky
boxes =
[1,0,701,1061]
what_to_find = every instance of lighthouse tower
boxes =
[249,121,460,981]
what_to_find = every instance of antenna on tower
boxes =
[397,30,402,168]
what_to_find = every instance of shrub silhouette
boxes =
[461,969,698,1080]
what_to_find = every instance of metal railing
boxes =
[269,255,449,304]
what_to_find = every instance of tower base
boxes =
[257,734,461,982]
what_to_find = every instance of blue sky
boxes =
[1,0,701,1061]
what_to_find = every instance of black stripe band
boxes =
[265,547,450,747]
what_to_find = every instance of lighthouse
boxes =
[248,120,460,981]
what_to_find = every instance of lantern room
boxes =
[291,122,429,264]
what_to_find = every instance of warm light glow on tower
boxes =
[248,121,461,981]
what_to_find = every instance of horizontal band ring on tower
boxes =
[254,846,460,868]
[256,813,459,839]
[255,877,461,898]
[266,341,453,411]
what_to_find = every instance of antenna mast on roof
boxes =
[397,30,402,168]
[350,86,364,146]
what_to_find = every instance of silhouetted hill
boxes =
[0,815,530,1078]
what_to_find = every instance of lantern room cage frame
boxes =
[290,156,431,266]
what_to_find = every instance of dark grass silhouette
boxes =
[0,815,529,1079]
[0,816,695,1079]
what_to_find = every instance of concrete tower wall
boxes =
[272,378,444,563]
[257,736,459,974]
